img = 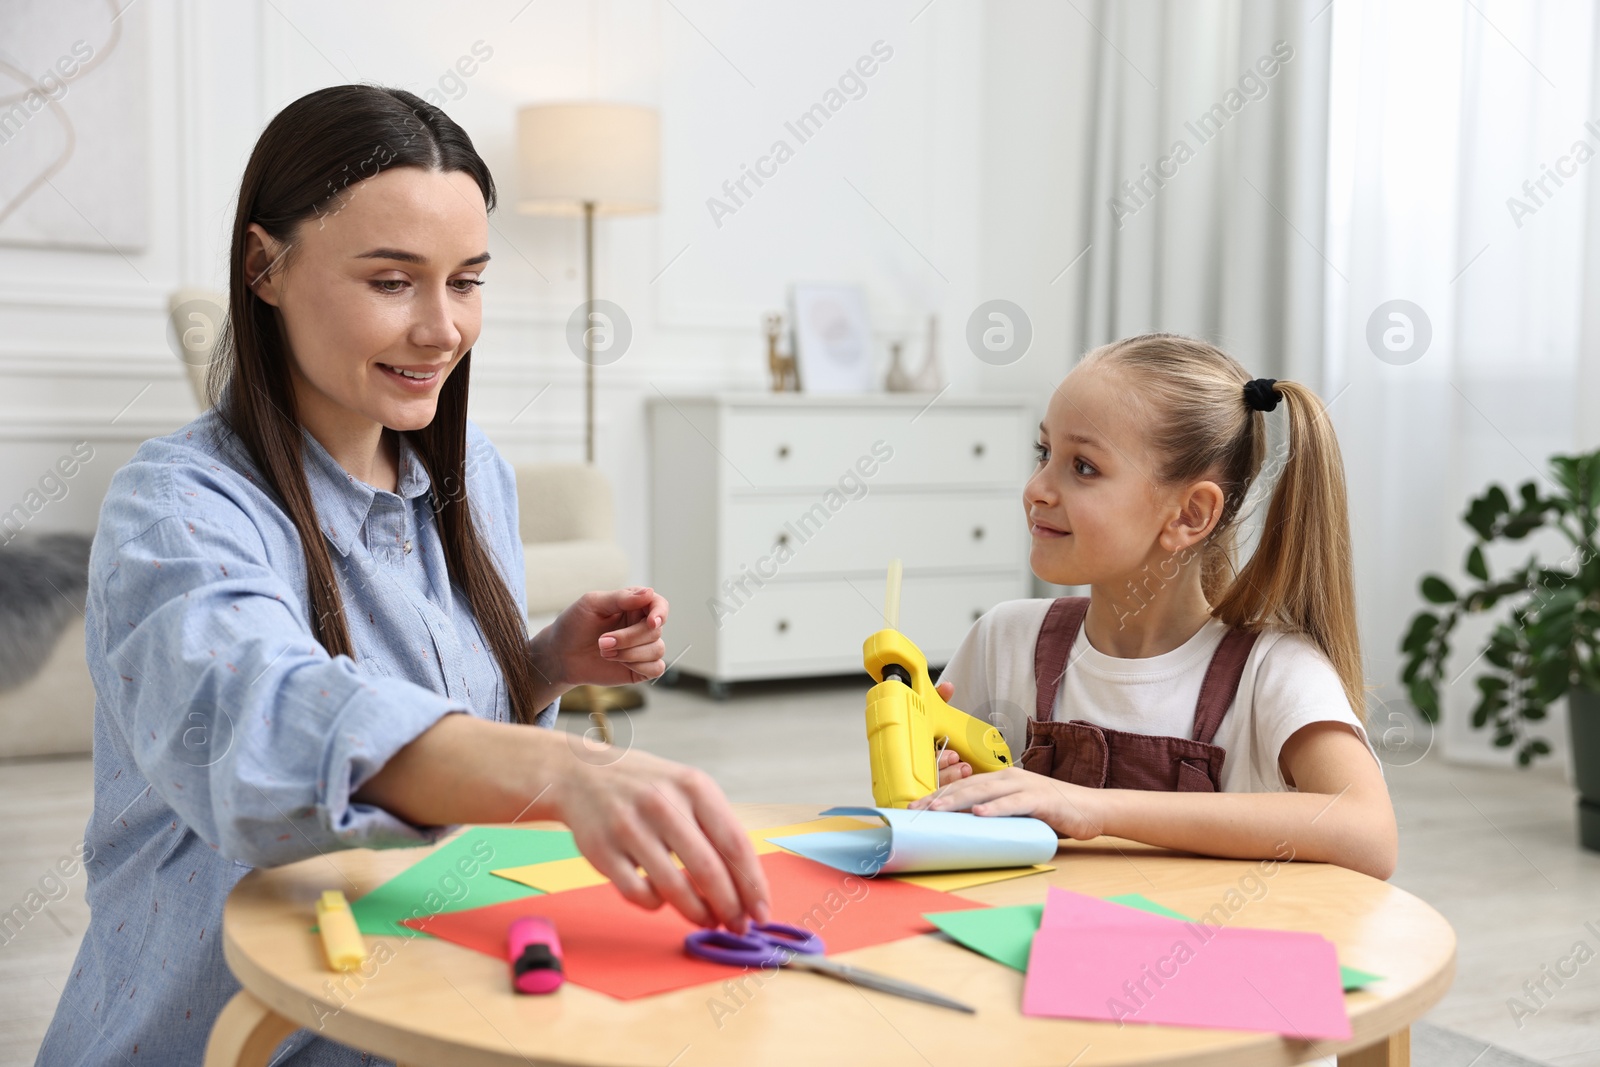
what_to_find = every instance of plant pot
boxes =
[1570,687,1600,852]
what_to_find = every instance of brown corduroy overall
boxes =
[1018,597,1259,792]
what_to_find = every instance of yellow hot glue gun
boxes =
[863,559,1012,808]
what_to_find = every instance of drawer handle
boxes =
[776,532,790,547]
[973,442,986,457]
[972,526,985,541]
[776,619,790,633]
[776,444,791,459]
[972,609,983,622]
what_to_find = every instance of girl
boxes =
[913,334,1397,881]
[37,85,768,1066]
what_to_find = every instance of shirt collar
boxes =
[299,426,432,557]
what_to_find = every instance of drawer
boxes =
[722,493,1023,576]
[726,409,1026,489]
[719,572,1024,673]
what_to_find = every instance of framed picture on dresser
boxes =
[789,283,874,394]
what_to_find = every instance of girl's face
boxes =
[244,166,489,436]
[1024,366,1219,588]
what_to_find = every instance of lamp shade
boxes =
[516,103,660,216]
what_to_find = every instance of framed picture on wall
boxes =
[789,283,874,394]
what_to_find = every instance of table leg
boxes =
[204,990,300,1067]
[1337,1026,1410,1067]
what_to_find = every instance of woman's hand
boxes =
[550,744,772,933]
[355,714,771,932]
[531,587,669,690]
[910,766,1104,841]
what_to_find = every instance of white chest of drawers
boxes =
[646,394,1036,694]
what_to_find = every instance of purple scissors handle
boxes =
[684,921,825,968]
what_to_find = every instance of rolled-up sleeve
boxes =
[92,468,468,868]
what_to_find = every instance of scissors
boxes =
[684,921,975,1014]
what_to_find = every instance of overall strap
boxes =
[1191,627,1261,744]
[1032,597,1090,723]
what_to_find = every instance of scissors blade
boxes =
[786,956,976,1014]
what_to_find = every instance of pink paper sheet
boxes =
[1022,888,1350,1041]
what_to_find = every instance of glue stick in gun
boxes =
[862,559,1012,808]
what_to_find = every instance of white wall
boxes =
[0,0,993,585]
[975,0,1098,392]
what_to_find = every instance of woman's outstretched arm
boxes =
[353,712,773,932]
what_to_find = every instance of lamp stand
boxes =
[583,200,595,464]
[567,198,645,723]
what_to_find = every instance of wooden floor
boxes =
[3,675,1598,1066]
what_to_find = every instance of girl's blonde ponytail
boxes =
[1209,381,1364,720]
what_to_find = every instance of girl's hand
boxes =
[910,766,1104,841]
[533,587,669,688]
[933,681,970,785]
[552,745,772,933]
[936,747,972,786]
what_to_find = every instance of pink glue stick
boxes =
[508,917,564,994]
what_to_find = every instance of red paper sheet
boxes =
[403,851,985,999]
[1023,888,1351,1040]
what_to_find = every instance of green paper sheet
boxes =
[1335,964,1383,989]
[924,903,1043,971]
[1104,892,1190,920]
[343,827,581,938]
[926,892,1383,990]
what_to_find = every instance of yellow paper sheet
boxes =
[893,864,1054,891]
[492,815,881,892]
[749,815,881,854]
[493,854,610,893]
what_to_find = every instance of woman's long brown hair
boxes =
[1082,334,1366,722]
[205,84,545,725]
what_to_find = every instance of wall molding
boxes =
[0,353,180,378]
[0,412,210,443]
[0,408,601,445]
[0,343,761,382]
[0,281,170,313]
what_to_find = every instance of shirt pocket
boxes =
[355,654,393,680]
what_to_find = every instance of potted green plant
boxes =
[1399,448,1600,851]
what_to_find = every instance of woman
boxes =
[37,85,769,1066]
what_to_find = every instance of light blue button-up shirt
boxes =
[36,407,555,1066]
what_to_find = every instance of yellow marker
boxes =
[315,890,367,972]
[864,561,1012,808]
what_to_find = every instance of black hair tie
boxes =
[1243,378,1280,412]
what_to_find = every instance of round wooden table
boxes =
[208,804,1453,1067]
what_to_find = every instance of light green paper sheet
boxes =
[926,892,1383,990]
[343,827,581,938]
[924,903,1044,972]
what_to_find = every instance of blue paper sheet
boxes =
[767,805,1059,875]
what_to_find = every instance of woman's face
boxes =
[244,166,489,436]
[1023,365,1214,588]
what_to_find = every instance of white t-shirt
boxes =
[936,599,1380,794]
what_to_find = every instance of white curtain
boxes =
[1076,0,1332,382]
[1325,0,1597,766]
[1039,0,1330,604]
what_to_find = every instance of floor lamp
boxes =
[516,102,660,723]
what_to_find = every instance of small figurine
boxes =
[765,311,798,392]
[884,338,914,392]
[911,313,945,392]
